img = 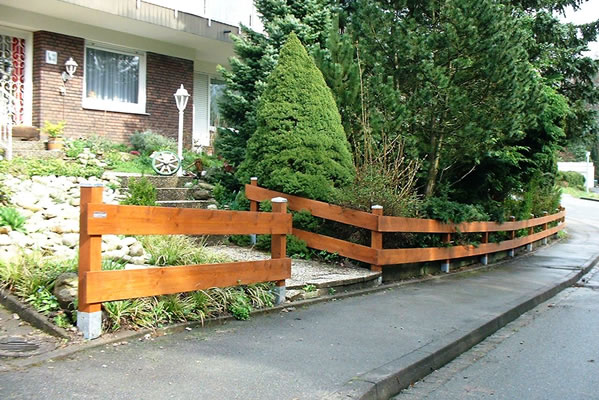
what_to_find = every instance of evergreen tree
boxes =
[237,34,354,201]
[348,0,548,199]
[214,0,333,171]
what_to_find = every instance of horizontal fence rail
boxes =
[78,185,292,339]
[245,180,566,272]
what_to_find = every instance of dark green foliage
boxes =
[0,207,26,232]
[255,234,309,258]
[0,181,12,206]
[130,130,176,156]
[421,198,490,224]
[557,171,585,190]
[215,0,333,171]
[121,177,157,206]
[237,33,354,201]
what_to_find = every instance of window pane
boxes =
[210,79,226,127]
[86,47,139,104]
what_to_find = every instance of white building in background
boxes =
[558,152,595,191]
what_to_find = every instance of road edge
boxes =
[324,253,599,400]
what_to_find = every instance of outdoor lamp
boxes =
[62,57,78,82]
[174,84,190,112]
[174,84,190,176]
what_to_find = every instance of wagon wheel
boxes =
[151,151,181,176]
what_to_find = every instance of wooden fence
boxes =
[78,185,292,320]
[245,179,566,272]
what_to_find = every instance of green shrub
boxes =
[421,197,490,224]
[121,177,157,206]
[237,33,354,202]
[138,235,228,266]
[228,290,253,320]
[0,207,26,231]
[130,130,176,156]
[557,171,585,190]
[0,157,103,178]
[0,181,11,206]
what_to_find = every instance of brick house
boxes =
[0,0,262,151]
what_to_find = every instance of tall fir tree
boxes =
[237,34,354,201]
[214,0,333,173]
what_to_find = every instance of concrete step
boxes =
[12,141,46,151]
[109,173,196,189]
[156,187,193,201]
[156,200,217,209]
[12,149,64,159]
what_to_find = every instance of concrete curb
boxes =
[325,252,599,400]
[0,288,71,339]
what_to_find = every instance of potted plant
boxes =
[42,121,66,150]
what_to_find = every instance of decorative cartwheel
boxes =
[150,151,181,176]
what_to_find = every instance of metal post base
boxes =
[273,286,286,305]
[480,255,488,265]
[526,244,533,252]
[77,311,102,340]
[250,234,257,245]
[509,249,515,258]
[441,263,450,273]
[542,238,548,245]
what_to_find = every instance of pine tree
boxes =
[214,0,333,172]
[237,34,354,201]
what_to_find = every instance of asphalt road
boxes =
[0,195,597,400]
[394,195,599,400]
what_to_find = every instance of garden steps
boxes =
[104,172,216,209]
[10,140,64,159]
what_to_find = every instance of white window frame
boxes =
[82,41,147,114]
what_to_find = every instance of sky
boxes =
[558,1,599,58]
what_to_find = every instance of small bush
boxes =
[121,177,157,206]
[0,181,11,206]
[557,171,585,190]
[421,197,490,224]
[0,157,103,178]
[0,207,26,232]
[138,235,228,266]
[130,130,176,156]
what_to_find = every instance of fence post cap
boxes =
[250,177,258,181]
[79,183,104,188]
[371,205,383,210]
[271,197,287,203]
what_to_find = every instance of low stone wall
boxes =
[0,174,149,264]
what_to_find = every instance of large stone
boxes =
[191,188,212,200]
[128,243,145,257]
[53,272,78,310]
[0,245,19,263]
[120,237,137,247]
[103,249,128,260]
[195,182,215,191]
[0,234,12,246]
[62,233,80,248]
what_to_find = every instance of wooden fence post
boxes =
[78,184,104,340]
[542,211,549,245]
[370,205,383,273]
[480,232,489,265]
[249,177,258,245]
[508,216,516,257]
[441,233,451,273]
[271,197,288,305]
[527,213,534,252]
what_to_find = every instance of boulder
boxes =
[62,233,80,248]
[191,188,212,200]
[53,272,78,310]
[195,182,215,191]
[128,242,145,257]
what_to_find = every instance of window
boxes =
[209,78,226,128]
[83,43,146,114]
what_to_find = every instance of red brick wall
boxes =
[32,31,193,146]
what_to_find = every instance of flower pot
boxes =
[47,137,64,151]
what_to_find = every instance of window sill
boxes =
[82,102,149,116]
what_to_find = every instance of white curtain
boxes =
[86,47,139,104]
